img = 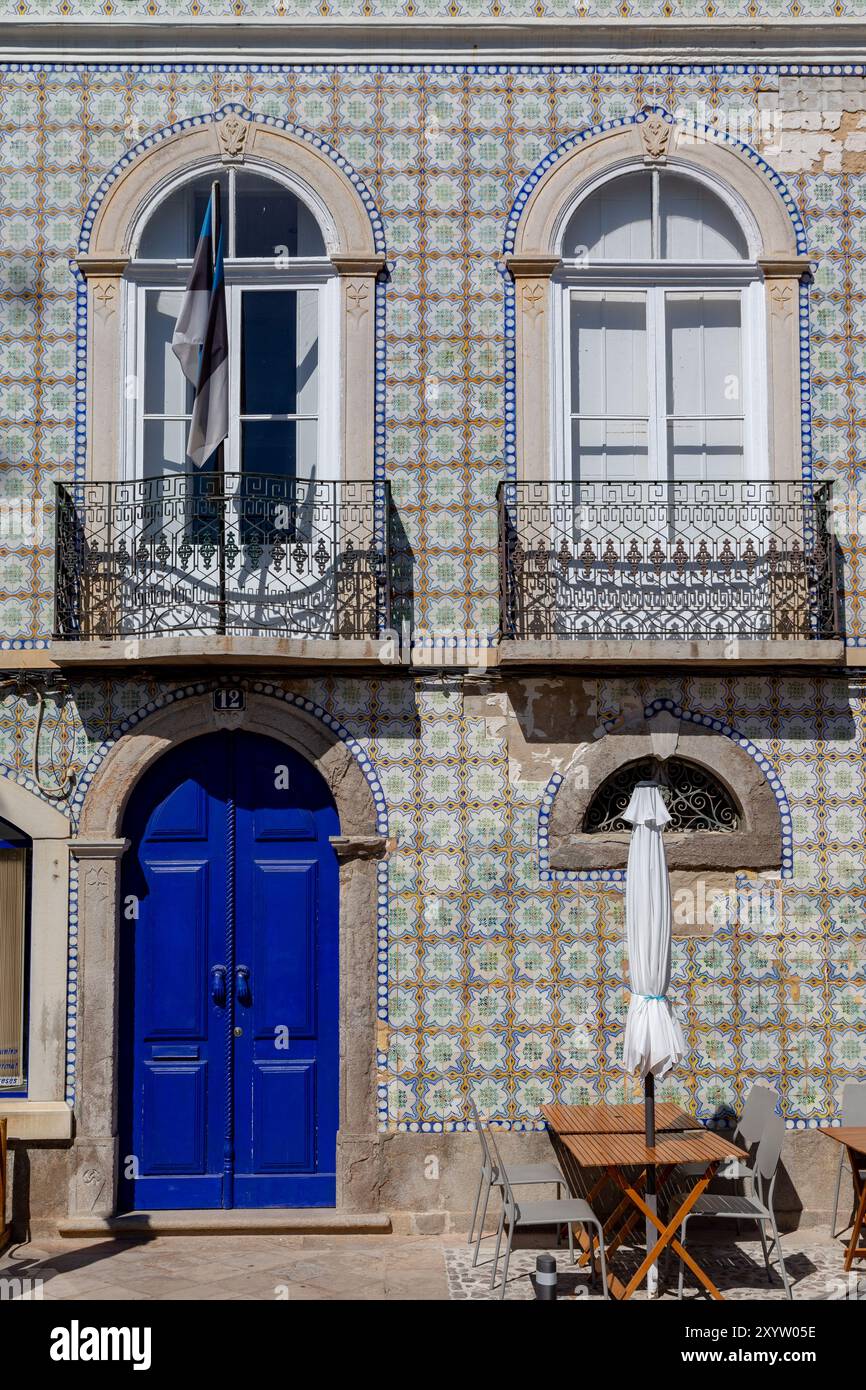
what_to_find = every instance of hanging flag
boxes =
[171,184,229,468]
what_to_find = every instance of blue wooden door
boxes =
[119,730,339,1210]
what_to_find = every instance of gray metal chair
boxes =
[678,1082,778,1189]
[829,1081,866,1239]
[485,1123,609,1300]
[467,1099,565,1267]
[677,1111,792,1300]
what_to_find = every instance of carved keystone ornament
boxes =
[640,110,673,162]
[217,113,249,163]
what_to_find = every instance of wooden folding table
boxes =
[541,1100,696,1136]
[819,1126,866,1272]
[559,1128,748,1300]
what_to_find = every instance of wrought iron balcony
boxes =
[54,474,400,644]
[497,480,841,645]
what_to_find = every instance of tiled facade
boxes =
[0,27,865,1227]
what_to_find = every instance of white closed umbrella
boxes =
[621,780,687,1295]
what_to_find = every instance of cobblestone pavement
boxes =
[448,1232,866,1301]
[0,1229,862,1301]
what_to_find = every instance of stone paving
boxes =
[0,1234,451,1301]
[447,1233,866,1301]
[0,1229,862,1302]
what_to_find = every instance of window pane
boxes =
[667,418,744,481]
[240,290,318,417]
[660,173,749,260]
[138,173,229,259]
[571,418,649,481]
[570,292,647,417]
[241,419,317,479]
[234,173,325,258]
[666,292,742,418]
[143,419,191,478]
[562,172,652,260]
[0,848,27,1090]
[144,291,195,415]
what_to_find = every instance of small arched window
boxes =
[555,167,766,485]
[584,757,741,834]
[0,816,30,1094]
[126,166,333,487]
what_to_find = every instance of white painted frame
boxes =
[122,162,340,485]
[550,162,769,484]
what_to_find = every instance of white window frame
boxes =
[122,163,340,485]
[551,164,769,485]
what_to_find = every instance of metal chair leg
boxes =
[467,1169,484,1246]
[677,1218,689,1299]
[829,1148,845,1239]
[568,1220,575,1265]
[497,1221,515,1301]
[489,1210,505,1291]
[757,1215,771,1280]
[472,1178,492,1268]
[769,1213,792,1300]
[594,1223,609,1300]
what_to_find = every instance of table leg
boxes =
[616,1163,724,1301]
[602,1165,676,1266]
[844,1147,866,1272]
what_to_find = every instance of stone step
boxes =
[57,1210,393,1238]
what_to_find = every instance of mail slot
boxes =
[151,1046,200,1060]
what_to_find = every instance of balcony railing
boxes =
[54,474,399,643]
[497,480,841,644]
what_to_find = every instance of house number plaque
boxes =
[213,688,246,713]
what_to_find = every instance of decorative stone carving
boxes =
[92,280,117,320]
[83,864,111,901]
[770,282,794,319]
[345,280,371,322]
[212,707,245,729]
[217,113,249,162]
[521,281,546,321]
[640,110,672,161]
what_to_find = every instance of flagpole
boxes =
[211,179,227,638]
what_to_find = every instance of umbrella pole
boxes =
[645,1073,659,1297]
[645,1071,655,1147]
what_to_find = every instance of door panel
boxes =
[232,732,339,1207]
[141,1061,208,1173]
[252,1061,315,1171]
[141,863,208,1039]
[120,729,339,1211]
[251,861,316,1037]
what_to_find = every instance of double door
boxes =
[119,730,339,1209]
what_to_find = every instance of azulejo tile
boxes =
[0,60,864,1130]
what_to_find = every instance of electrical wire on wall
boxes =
[0,674,75,800]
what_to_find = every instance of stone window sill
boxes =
[0,1100,73,1141]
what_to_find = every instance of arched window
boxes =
[126,166,333,488]
[583,757,741,835]
[554,167,766,485]
[0,816,30,1094]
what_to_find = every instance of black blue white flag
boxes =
[171,187,229,468]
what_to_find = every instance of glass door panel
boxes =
[237,288,319,546]
[569,291,649,482]
[665,290,744,482]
